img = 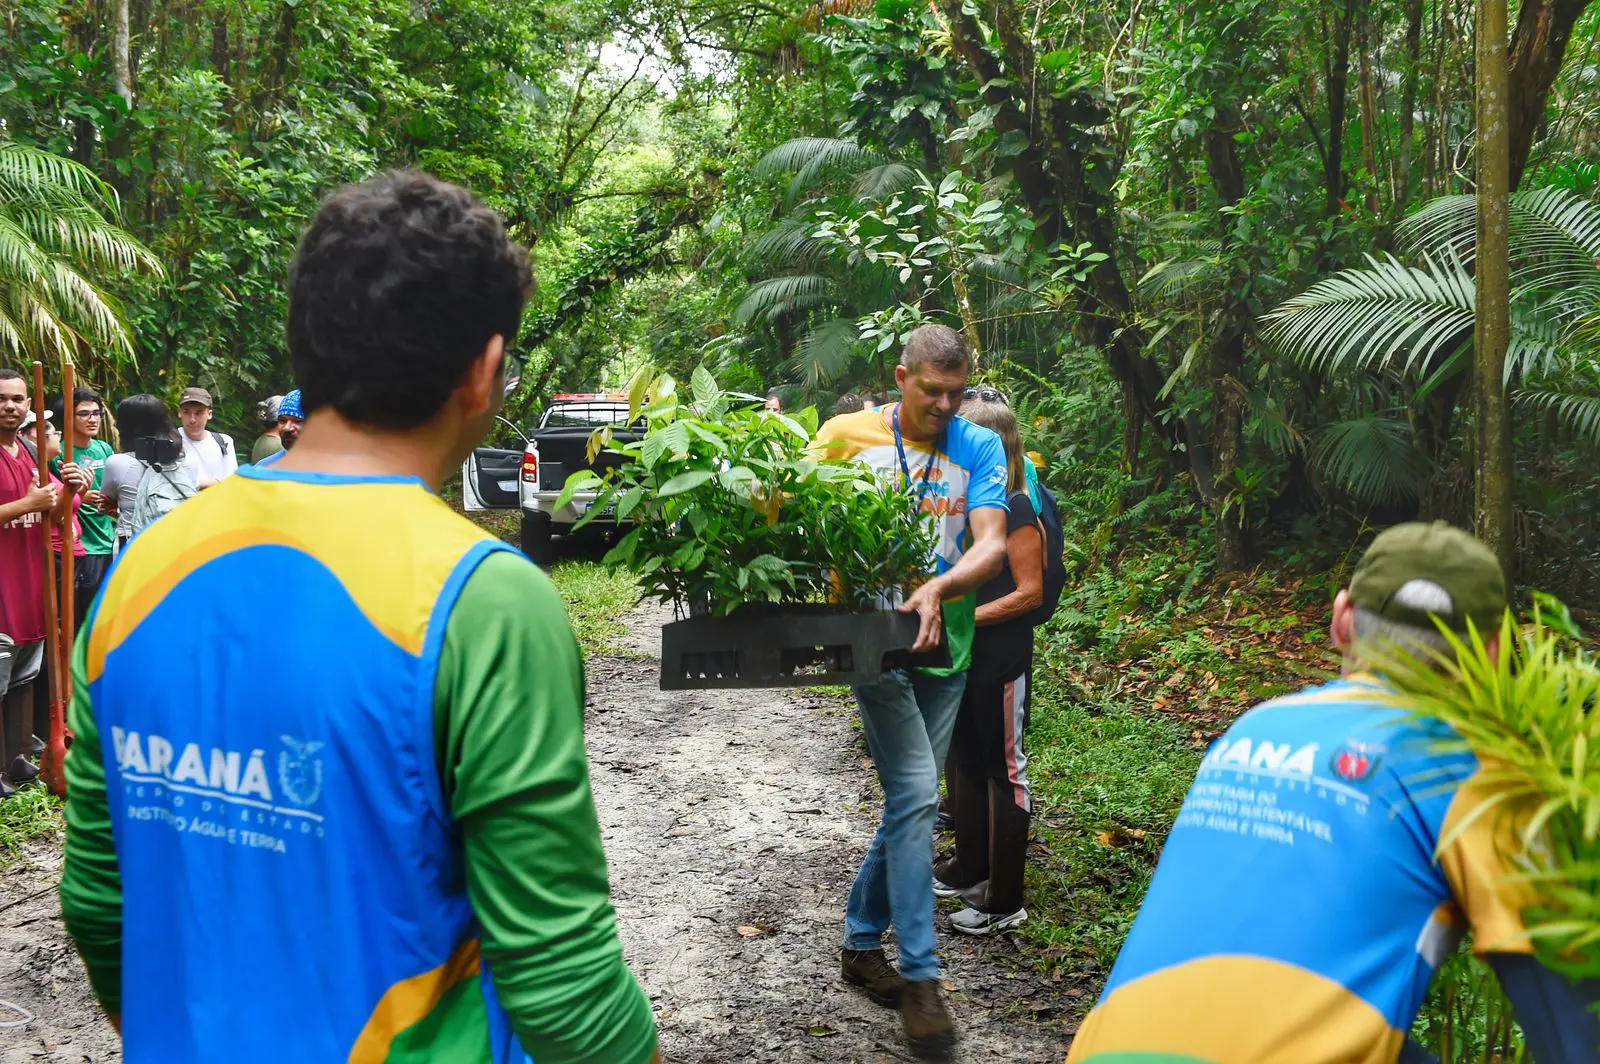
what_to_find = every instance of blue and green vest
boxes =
[85,465,527,1062]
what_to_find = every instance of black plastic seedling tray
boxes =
[660,604,951,690]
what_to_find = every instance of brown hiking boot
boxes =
[840,948,904,1007]
[901,978,955,1060]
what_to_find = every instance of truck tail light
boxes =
[521,450,539,485]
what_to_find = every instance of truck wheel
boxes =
[521,512,554,566]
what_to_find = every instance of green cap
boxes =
[1348,521,1507,632]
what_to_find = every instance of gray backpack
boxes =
[130,461,195,534]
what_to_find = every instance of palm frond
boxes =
[1311,415,1431,507]
[1265,251,1563,385]
[1139,253,1224,303]
[0,140,160,370]
[1515,389,1600,444]
[1514,186,1600,260]
[0,142,121,217]
[754,137,886,208]
[786,317,860,389]
[1248,389,1303,457]
[732,274,835,327]
[7,203,161,272]
[747,216,835,271]
[1264,252,1476,377]
[1400,189,1600,295]
[853,163,920,201]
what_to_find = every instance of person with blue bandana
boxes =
[254,389,302,468]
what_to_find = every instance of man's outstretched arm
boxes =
[1488,953,1600,1063]
[436,550,658,1064]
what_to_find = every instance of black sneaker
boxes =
[5,755,39,784]
[840,948,905,1008]
[29,734,44,758]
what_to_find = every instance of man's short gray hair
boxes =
[901,324,970,374]
[1350,578,1457,661]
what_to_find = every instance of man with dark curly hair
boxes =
[60,171,660,1064]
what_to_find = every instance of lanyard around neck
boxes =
[892,405,938,503]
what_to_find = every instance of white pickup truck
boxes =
[461,393,641,564]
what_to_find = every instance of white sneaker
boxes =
[949,906,1026,936]
[933,877,988,906]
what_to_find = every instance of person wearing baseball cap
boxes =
[176,386,237,489]
[1068,522,1599,1064]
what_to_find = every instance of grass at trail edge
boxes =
[0,786,62,867]
[551,561,639,658]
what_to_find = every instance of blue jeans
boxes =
[844,667,967,981]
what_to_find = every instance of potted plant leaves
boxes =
[556,367,943,688]
[1374,596,1600,980]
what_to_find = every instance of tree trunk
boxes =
[67,3,100,166]
[1392,0,1425,221]
[1325,0,1358,217]
[1205,110,1255,572]
[111,0,133,108]
[211,12,229,86]
[1357,5,1381,216]
[933,0,1066,245]
[1477,0,1516,577]
[1506,0,1593,188]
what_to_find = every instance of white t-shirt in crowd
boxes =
[182,430,238,486]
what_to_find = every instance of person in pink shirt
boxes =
[0,377,85,794]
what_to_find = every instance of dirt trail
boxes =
[597,602,1070,1062]
[0,845,119,1063]
[0,602,1071,1062]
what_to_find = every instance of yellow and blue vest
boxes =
[85,465,527,1062]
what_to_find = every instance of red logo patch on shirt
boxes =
[1330,743,1380,782]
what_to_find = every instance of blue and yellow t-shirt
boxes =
[1068,676,1532,1064]
[813,405,1008,674]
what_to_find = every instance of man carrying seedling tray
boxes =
[1068,522,1600,1064]
[813,323,1009,1061]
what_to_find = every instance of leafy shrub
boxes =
[558,367,936,616]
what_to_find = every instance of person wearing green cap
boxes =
[1067,521,1599,1064]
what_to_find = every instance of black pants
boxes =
[939,657,1033,914]
[2,641,43,778]
[73,552,111,631]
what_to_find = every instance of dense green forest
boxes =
[4,0,1600,1052]
[5,0,1600,593]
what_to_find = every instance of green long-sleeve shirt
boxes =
[60,550,656,1063]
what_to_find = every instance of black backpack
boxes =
[209,430,231,455]
[1030,483,1067,626]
